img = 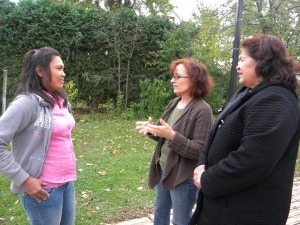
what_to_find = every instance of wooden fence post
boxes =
[2,69,7,114]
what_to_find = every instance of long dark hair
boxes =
[242,34,299,92]
[169,58,214,98]
[15,47,68,107]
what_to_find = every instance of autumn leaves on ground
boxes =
[0,114,299,224]
[0,114,156,224]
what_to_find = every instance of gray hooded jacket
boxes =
[0,93,53,194]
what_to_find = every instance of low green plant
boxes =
[107,91,124,116]
[65,80,78,107]
[136,78,172,118]
[121,103,135,120]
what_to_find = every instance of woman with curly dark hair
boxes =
[190,34,300,225]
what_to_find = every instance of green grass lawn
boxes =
[0,113,299,224]
[0,114,156,224]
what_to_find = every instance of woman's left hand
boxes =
[146,118,175,140]
[193,165,205,189]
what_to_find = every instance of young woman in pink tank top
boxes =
[0,47,76,225]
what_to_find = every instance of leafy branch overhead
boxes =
[0,0,299,115]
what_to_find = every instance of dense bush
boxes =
[0,0,234,117]
[0,0,178,115]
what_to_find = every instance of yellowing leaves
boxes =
[113,150,120,155]
[81,191,90,199]
[98,171,108,176]
[105,188,111,192]
[137,186,143,191]
[139,179,146,184]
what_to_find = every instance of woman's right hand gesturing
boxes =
[135,117,153,135]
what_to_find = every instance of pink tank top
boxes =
[39,99,76,188]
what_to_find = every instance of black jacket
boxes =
[190,82,300,225]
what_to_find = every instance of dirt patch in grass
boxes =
[116,205,154,223]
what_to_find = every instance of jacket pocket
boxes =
[25,157,44,177]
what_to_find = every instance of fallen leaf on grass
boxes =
[98,171,107,176]
[81,191,91,199]
[137,186,144,191]
[114,136,122,140]
[82,193,89,199]
[87,211,93,217]
[113,150,120,155]
[139,179,146,184]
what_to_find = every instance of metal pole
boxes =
[2,69,7,114]
[229,0,243,99]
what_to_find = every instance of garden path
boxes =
[113,175,300,225]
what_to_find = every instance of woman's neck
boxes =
[178,95,193,108]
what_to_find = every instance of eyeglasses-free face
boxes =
[236,49,262,88]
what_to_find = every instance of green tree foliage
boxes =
[60,0,174,16]
[0,0,14,20]
[193,0,300,111]
[1,0,299,116]
[6,0,82,53]
[150,21,199,81]
[220,0,300,58]
[0,0,83,103]
[104,0,135,10]
[188,5,231,112]
[66,7,114,112]
[144,0,173,15]
[137,78,172,118]
[0,0,175,114]
[0,0,18,99]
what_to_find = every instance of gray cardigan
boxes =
[148,97,213,190]
[0,93,53,194]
